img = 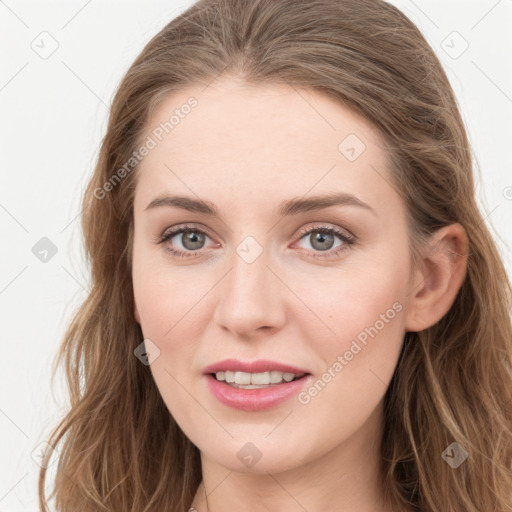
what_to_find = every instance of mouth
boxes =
[202,359,312,411]
[204,364,313,411]
[209,370,309,389]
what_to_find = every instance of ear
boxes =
[405,223,469,332]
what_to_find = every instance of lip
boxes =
[205,374,312,412]
[202,358,310,375]
[203,359,312,412]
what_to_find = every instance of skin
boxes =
[131,76,468,512]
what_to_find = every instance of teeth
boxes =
[270,371,283,383]
[235,371,251,385]
[250,371,270,385]
[214,370,303,386]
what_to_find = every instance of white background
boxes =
[1,1,511,510]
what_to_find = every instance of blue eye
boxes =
[293,225,355,259]
[155,223,355,260]
[156,224,215,259]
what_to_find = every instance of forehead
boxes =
[133,77,396,216]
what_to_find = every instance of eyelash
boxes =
[154,223,356,260]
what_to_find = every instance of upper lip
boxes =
[203,359,310,375]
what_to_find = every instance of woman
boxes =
[38,0,512,511]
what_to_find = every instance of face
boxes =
[131,76,414,475]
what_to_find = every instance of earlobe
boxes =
[405,223,469,332]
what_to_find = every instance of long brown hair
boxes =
[38,0,512,510]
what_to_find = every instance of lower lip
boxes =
[205,374,311,412]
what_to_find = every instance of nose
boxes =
[213,242,286,339]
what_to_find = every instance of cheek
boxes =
[292,263,407,439]
[133,276,206,376]
[132,253,218,411]
[132,244,213,338]
[296,257,407,348]
[132,261,208,417]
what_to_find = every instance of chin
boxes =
[195,432,314,475]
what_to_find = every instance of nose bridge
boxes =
[232,237,268,294]
[214,234,284,335]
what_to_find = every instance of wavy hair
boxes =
[38,0,512,510]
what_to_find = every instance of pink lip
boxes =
[203,358,310,375]
[205,374,312,412]
[203,359,312,412]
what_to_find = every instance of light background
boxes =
[1,1,511,510]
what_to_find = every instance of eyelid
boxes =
[156,222,354,243]
[154,223,215,244]
[290,223,356,259]
[293,222,355,243]
[155,221,357,259]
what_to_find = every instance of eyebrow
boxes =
[144,192,376,217]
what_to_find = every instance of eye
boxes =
[154,224,218,259]
[293,224,355,259]
[154,223,356,260]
